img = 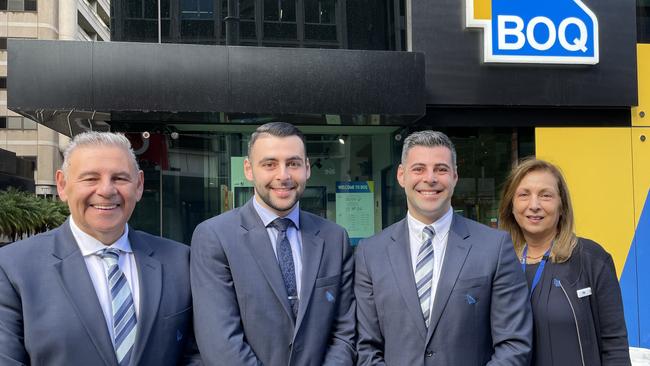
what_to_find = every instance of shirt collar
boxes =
[252,196,300,229]
[69,216,132,256]
[407,206,454,241]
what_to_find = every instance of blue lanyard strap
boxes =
[521,245,552,300]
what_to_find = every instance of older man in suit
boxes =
[191,122,355,365]
[355,130,532,365]
[0,132,199,366]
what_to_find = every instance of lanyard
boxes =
[521,244,552,300]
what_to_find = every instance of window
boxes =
[304,0,335,24]
[3,0,36,11]
[181,0,214,19]
[0,77,6,89]
[264,0,297,40]
[221,0,256,39]
[0,117,6,129]
[5,116,37,129]
[7,0,22,11]
[304,0,336,41]
[264,0,296,21]
[23,118,37,129]
[7,116,23,129]
[0,38,6,50]
[180,0,216,43]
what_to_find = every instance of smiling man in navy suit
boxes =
[355,130,532,366]
[191,122,355,365]
[0,132,199,366]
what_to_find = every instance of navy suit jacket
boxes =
[355,214,532,366]
[0,220,200,366]
[191,199,356,366]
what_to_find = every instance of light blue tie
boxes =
[415,226,435,327]
[99,248,137,366]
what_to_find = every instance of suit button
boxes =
[289,342,292,349]
[426,351,434,357]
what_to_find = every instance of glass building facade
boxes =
[111,118,534,244]
[103,0,540,244]
[112,0,402,49]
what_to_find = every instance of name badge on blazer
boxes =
[577,287,592,298]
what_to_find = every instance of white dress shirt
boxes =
[407,206,453,318]
[252,197,303,298]
[69,217,140,344]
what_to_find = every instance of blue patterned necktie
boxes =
[271,218,299,318]
[415,225,436,327]
[98,248,137,366]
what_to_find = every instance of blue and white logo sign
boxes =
[466,0,599,64]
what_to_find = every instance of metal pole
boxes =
[225,0,240,45]
[158,0,162,43]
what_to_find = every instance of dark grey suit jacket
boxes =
[355,214,532,366]
[0,220,200,366]
[191,199,356,366]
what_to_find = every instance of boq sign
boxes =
[465,0,599,64]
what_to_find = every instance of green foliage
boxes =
[0,188,69,242]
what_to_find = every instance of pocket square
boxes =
[176,329,183,342]
[465,294,477,305]
[325,291,335,303]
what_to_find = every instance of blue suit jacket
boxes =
[355,215,533,366]
[191,199,356,366]
[0,220,200,366]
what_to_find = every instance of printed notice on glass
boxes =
[336,181,374,245]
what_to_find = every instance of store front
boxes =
[7,0,638,243]
[7,0,650,345]
[123,125,532,244]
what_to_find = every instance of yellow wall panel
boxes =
[536,127,635,277]
[632,44,650,127]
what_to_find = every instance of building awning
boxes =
[8,40,426,136]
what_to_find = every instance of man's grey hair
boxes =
[61,132,140,175]
[401,130,457,167]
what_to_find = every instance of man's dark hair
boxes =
[247,122,307,157]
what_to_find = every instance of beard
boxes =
[255,183,305,214]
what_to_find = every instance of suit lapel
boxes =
[128,230,162,366]
[426,215,471,345]
[52,221,117,366]
[240,200,295,324]
[386,219,428,340]
[295,212,324,333]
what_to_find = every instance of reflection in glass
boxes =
[114,0,403,49]
[305,0,335,24]
[126,0,142,17]
[264,0,296,21]
[181,0,215,19]
[144,0,158,18]
[264,0,279,20]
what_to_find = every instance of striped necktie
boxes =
[415,225,435,327]
[99,248,137,366]
[270,218,299,318]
